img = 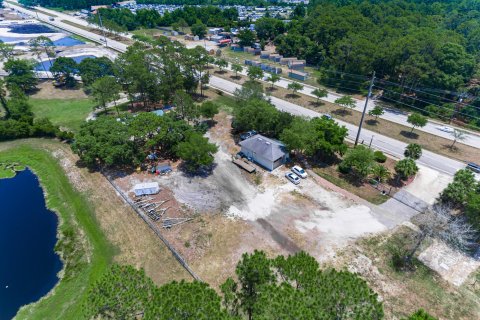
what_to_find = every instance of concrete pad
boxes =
[404,165,453,205]
[418,240,480,287]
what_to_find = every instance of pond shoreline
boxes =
[0,142,114,320]
[2,169,66,313]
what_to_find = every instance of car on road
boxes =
[322,114,333,120]
[291,165,307,178]
[285,172,301,185]
[436,125,454,133]
[240,130,257,140]
[467,162,480,173]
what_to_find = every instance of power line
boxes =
[375,78,480,112]
[374,85,480,122]
[316,68,479,110]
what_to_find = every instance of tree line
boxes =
[19,0,277,9]
[90,5,240,33]
[84,250,435,319]
[0,80,73,141]
[266,0,480,128]
[19,0,116,10]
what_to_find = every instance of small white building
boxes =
[239,134,288,171]
[133,182,160,196]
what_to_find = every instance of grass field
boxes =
[0,143,114,320]
[30,98,94,132]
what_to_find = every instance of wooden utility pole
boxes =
[355,71,375,147]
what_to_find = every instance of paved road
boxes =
[210,76,466,176]
[12,0,480,149]
[6,2,471,176]
[228,63,480,149]
[5,1,128,52]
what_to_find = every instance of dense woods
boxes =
[85,251,388,319]
[272,0,480,128]
[90,5,239,31]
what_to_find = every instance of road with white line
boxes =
[5,1,473,176]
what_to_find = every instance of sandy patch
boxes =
[418,239,480,287]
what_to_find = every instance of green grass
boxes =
[213,95,238,114]
[30,98,94,132]
[0,143,114,319]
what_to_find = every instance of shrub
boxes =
[373,150,387,163]
[338,162,351,174]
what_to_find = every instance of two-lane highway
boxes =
[5,2,470,176]
[210,77,466,175]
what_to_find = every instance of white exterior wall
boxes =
[241,146,276,171]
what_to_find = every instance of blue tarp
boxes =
[156,165,172,173]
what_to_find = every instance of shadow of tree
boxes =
[285,93,300,99]
[178,162,218,178]
[266,87,278,92]
[366,119,378,126]
[400,130,419,139]
[332,108,351,116]
[309,101,325,107]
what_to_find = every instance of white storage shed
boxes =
[133,182,160,196]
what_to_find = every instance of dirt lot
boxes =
[112,111,412,285]
[30,81,89,100]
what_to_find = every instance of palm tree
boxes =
[450,129,467,148]
[371,164,391,183]
[404,143,422,160]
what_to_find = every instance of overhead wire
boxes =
[374,85,480,122]
[375,78,480,112]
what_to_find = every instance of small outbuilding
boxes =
[239,134,288,171]
[133,182,160,196]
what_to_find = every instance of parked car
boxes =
[467,162,480,173]
[240,130,257,140]
[285,172,301,185]
[291,165,307,179]
[322,114,333,120]
[436,125,454,133]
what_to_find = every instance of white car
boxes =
[436,126,454,133]
[291,165,308,179]
[285,172,301,185]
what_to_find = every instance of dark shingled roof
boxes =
[239,134,286,161]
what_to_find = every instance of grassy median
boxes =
[0,142,114,320]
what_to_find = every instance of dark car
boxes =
[240,130,257,140]
[467,162,480,173]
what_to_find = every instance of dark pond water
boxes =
[0,169,62,320]
[35,54,96,71]
[8,24,56,34]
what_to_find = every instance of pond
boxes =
[35,55,96,71]
[0,169,63,320]
[7,24,56,34]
